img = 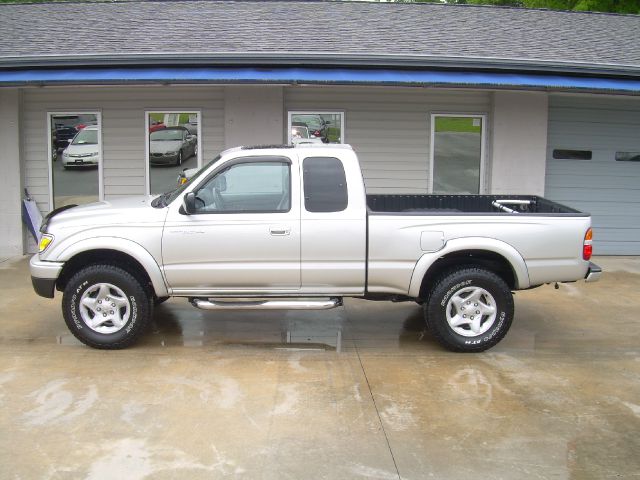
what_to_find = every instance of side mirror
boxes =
[67,139,73,143]
[183,192,196,214]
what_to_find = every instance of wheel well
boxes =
[56,249,155,297]
[418,250,516,300]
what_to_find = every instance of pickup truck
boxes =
[30,144,601,352]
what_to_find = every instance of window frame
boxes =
[287,111,345,144]
[46,110,103,211]
[429,113,487,194]
[191,156,293,215]
[145,109,202,196]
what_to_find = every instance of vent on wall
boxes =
[553,149,592,160]
[615,152,640,162]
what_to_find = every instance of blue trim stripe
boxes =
[2,67,640,92]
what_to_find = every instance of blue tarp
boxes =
[2,67,640,93]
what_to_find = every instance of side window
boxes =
[195,160,290,213]
[303,157,348,213]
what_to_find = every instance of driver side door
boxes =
[161,156,301,294]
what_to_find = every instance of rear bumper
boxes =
[585,262,602,283]
[30,256,64,298]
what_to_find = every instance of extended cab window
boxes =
[194,159,290,213]
[303,157,348,212]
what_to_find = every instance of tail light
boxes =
[583,228,593,260]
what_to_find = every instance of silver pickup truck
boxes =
[30,144,601,352]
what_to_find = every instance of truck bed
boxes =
[366,194,585,216]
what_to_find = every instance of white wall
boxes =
[285,86,492,194]
[490,91,548,195]
[224,86,284,148]
[0,89,23,257]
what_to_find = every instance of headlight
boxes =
[39,234,54,253]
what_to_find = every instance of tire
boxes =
[62,264,151,349]
[176,150,183,166]
[425,267,514,353]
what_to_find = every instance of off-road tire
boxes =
[426,267,514,353]
[62,264,151,349]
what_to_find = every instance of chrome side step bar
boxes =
[190,297,343,311]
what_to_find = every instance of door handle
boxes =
[270,226,291,236]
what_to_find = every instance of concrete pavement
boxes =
[1,256,639,479]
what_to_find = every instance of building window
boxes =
[287,111,344,145]
[552,149,592,160]
[194,159,291,213]
[615,152,640,162]
[430,114,486,194]
[146,111,201,195]
[48,112,102,209]
[302,157,348,213]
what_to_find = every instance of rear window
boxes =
[303,157,348,213]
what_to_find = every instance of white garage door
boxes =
[545,95,640,255]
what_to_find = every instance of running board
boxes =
[189,297,343,311]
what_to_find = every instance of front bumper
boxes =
[150,153,178,165]
[30,255,64,298]
[585,262,602,283]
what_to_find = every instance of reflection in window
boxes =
[432,116,484,194]
[50,113,100,209]
[288,112,343,145]
[195,161,290,213]
[148,111,200,195]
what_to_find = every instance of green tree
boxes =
[401,0,640,12]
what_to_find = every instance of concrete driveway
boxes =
[1,256,639,479]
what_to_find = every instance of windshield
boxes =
[151,129,184,141]
[71,129,98,145]
[293,115,322,129]
[160,155,222,206]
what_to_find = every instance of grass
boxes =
[149,113,192,124]
[435,117,482,134]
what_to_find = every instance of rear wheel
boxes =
[426,267,514,352]
[62,264,151,349]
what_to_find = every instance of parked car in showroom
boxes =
[149,119,166,133]
[291,114,330,142]
[61,125,100,169]
[149,126,197,166]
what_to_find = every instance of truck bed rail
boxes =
[367,194,585,216]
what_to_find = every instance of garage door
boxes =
[545,95,640,255]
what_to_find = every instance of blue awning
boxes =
[1,67,639,93]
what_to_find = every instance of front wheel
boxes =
[176,150,183,166]
[426,267,514,352]
[62,264,151,349]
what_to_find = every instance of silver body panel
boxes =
[31,144,594,300]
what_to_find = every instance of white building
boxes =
[1,1,639,255]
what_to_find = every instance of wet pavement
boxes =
[1,256,639,479]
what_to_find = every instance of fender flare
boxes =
[56,237,169,297]
[407,237,530,298]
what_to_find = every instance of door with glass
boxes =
[430,115,486,194]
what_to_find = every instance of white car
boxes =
[291,125,322,145]
[61,125,100,169]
